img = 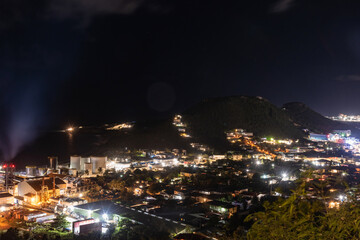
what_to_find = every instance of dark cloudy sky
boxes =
[1,0,360,139]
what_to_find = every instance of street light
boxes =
[282,173,288,180]
[339,195,345,202]
[102,213,109,221]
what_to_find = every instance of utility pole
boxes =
[42,177,45,203]
[53,175,56,197]
[5,165,8,192]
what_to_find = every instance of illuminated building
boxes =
[73,219,102,235]
[18,178,67,204]
[70,156,107,173]
[309,133,328,142]
[208,200,237,218]
[0,192,14,211]
[106,122,134,130]
[0,192,13,205]
[72,200,124,224]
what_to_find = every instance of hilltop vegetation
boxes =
[183,96,305,150]
[283,102,360,137]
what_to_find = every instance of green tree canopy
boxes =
[245,174,360,240]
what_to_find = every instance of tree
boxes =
[245,173,360,240]
[108,179,125,191]
[52,214,69,231]
[148,183,162,194]
[104,169,111,176]
[98,167,103,174]
[1,228,20,240]
[85,169,89,175]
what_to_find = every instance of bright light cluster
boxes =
[328,114,360,122]
[107,122,134,130]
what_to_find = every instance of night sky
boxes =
[1,0,360,159]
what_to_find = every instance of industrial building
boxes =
[70,156,107,174]
[0,192,14,211]
[309,133,328,142]
[72,200,122,222]
[17,178,67,205]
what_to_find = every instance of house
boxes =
[191,193,218,203]
[208,200,237,218]
[0,192,14,211]
[0,192,14,205]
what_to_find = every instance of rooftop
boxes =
[0,192,13,198]
[25,178,66,192]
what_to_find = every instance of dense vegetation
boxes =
[245,173,360,240]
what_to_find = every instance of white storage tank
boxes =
[26,166,37,176]
[90,156,107,174]
[84,163,92,175]
[80,157,91,171]
[70,156,81,171]
[69,168,77,176]
[38,168,47,176]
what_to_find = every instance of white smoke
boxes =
[271,0,295,13]
[49,0,144,19]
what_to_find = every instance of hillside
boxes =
[12,119,190,168]
[13,97,358,167]
[283,102,360,137]
[183,96,305,150]
[100,120,190,152]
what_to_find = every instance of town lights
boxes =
[328,201,340,209]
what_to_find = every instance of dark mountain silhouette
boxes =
[182,96,305,150]
[283,102,360,137]
[12,96,356,168]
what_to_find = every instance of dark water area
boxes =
[9,120,190,170]
[11,130,106,169]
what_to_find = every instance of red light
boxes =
[10,164,14,168]
[2,164,7,168]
